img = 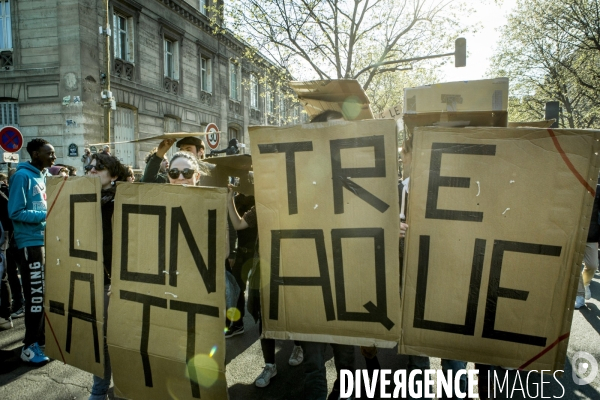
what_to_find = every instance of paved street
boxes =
[2,274,600,400]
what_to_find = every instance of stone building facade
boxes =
[0,0,298,171]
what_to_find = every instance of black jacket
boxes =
[587,184,600,243]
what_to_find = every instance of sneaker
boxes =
[575,296,586,309]
[225,324,244,338]
[585,285,591,300]
[288,345,304,366]
[21,342,49,364]
[0,316,13,330]
[11,306,25,319]
[254,363,277,387]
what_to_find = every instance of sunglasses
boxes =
[168,168,196,179]
[84,163,106,172]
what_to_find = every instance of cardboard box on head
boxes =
[203,154,254,196]
[250,118,401,347]
[400,126,600,371]
[45,176,105,377]
[107,183,227,400]
[290,79,374,121]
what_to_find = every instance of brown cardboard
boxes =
[249,119,400,347]
[403,111,508,137]
[400,126,600,372]
[203,154,254,195]
[508,120,556,128]
[107,183,228,400]
[90,131,216,146]
[45,176,105,377]
[290,79,374,121]
[403,78,509,113]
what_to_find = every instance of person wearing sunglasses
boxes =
[141,138,208,185]
[85,153,129,400]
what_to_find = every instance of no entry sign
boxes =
[205,123,219,150]
[0,126,23,153]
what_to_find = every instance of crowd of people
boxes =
[0,110,598,400]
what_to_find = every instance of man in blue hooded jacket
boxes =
[8,138,56,364]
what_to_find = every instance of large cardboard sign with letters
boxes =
[108,184,227,400]
[45,177,105,376]
[400,126,600,371]
[250,119,401,347]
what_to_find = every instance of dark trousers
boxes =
[302,341,355,400]
[228,251,254,327]
[0,261,10,319]
[258,318,301,364]
[17,246,45,347]
[6,244,24,311]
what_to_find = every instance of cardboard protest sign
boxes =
[90,131,217,146]
[250,119,400,347]
[45,176,105,376]
[203,154,254,196]
[107,183,227,400]
[290,80,374,121]
[400,126,600,372]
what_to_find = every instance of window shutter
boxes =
[173,42,179,80]
[127,17,135,62]
[207,59,212,93]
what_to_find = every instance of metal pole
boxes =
[104,0,111,145]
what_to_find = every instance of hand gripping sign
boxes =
[250,119,401,347]
[108,184,228,400]
[45,177,106,377]
[400,126,600,371]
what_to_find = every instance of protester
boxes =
[141,147,169,183]
[81,147,92,168]
[210,138,240,157]
[0,173,24,328]
[575,181,600,308]
[48,165,69,177]
[299,110,355,400]
[226,184,304,388]
[124,165,135,183]
[81,148,92,168]
[8,138,56,364]
[142,139,208,185]
[84,153,128,400]
[0,177,25,321]
[176,136,205,160]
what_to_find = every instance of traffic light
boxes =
[455,38,466,68]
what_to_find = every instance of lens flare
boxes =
[209,345,217,358]
[226,307,241,322]
[342,95,362,120]
[186,354,220,388]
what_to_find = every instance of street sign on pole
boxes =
[0,126,23,152]
[206,123,220,150]
[3,152,19,163]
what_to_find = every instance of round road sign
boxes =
[205,123,220,150]
[0,126,23,153]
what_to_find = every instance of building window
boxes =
[199,0,209,16]
[165,39,175,79]
[229,61,241,101]
[250,74,259,109]
[160,21,184,95]
[266,83,274,114]
[0,0,11,51]
[113,13,134,62]
[0,102,18,127]
[200,56,212,93]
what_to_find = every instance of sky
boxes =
[441,0,518,82]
